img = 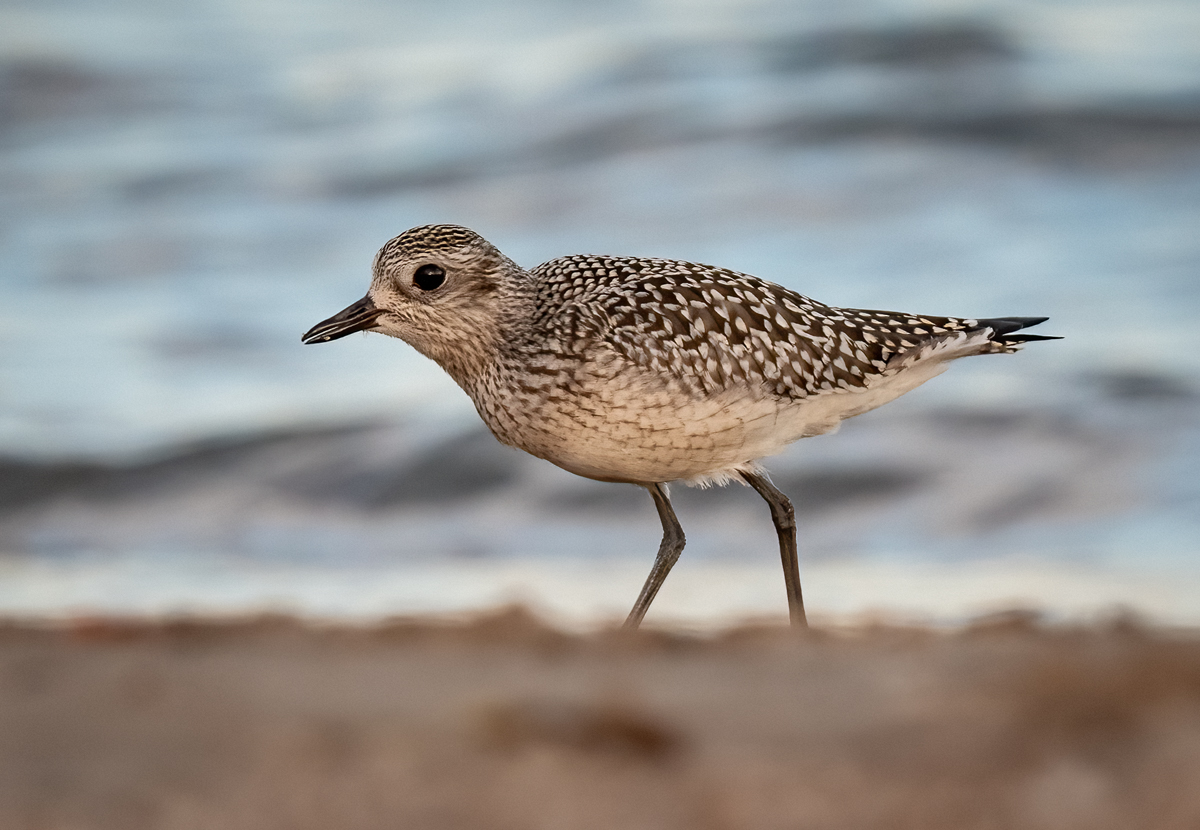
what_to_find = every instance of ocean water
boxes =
[1,0,1198,626]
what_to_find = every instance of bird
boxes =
[302,224,1058,630]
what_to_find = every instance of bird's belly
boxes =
[478,379,836,485]
[533,391,789,484]
[475,344,959,485]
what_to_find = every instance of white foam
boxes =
[2,553,1197,631]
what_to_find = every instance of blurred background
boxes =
[1,0,1198,627]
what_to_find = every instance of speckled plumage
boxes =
[304,224,1058,628]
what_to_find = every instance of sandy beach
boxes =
[3,608,1199,829]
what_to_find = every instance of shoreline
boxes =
[4,554,1199,632]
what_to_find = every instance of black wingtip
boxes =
[1002,316,1050,327]
[978,315,1060,343]
[997,333,1063,343]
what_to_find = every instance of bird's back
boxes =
[527,253,1015,395]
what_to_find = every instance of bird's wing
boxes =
[532,256,1049,399]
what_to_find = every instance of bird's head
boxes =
[302,224,529,384]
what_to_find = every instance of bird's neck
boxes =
[425,266,540,389]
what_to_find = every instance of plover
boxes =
[303,224,1058,629]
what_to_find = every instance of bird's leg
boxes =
[624,483,686,629]
[740,471,807,629]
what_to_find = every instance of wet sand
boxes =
[2,608,1199,829]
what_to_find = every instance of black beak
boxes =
[301,295,383,344]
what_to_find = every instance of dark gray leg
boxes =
[624,483,686,629]
[740,471,807,629]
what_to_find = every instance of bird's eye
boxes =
[413,264,446,291]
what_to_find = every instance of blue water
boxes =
[1,0,1198,624]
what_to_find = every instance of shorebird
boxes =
[303,224,1058,629]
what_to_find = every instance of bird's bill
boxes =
[301,295,383,344]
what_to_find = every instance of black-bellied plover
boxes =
[303,224,1058,630]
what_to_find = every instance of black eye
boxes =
[413,264,445,291]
